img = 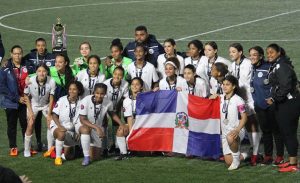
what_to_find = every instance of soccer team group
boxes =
[0,25,299,172]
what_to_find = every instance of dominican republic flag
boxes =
[127,90,221,159]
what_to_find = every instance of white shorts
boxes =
[222,128,245,155]
[76,123,104,148]
[49,121,79,147]
[27,105,49,118]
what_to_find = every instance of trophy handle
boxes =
[52,24,55,49]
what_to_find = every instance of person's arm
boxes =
[229,101,247,139]
[24,94,34,123]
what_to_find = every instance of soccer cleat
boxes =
[10,148,18,157]
[82,156,90,166]
[277,161,290,168]
[54,157,62,166]
[278,165,299,173]
[261,156,273,166]
[250,155,258,166]
[43,146,55,158]
[273,156,284,166]
[30,149,38,155]
[24,150,31,157]
[115,154,129,161]
[228,162,240,170]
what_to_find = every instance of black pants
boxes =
[5,104,27,148]
[275,95,300,157]
[255,105,284,156]
[34,111,42,144]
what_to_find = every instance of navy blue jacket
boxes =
[123,34,164,68]
[24,49,55,74]
[0,34,4,62]
[0,59,27,109]
[251,61,272,109]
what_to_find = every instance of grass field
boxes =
[0,0,300,182]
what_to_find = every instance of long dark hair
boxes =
[67,80,84,97]
[188,40,204,56]
[223,75,243,98]
[56,53,74,87]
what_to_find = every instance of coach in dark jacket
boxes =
[123,25,164,68]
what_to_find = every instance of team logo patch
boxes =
[46,62,52,67]
[175,112,189,129]
[148,48,154,54]
[81,104,85,110]
[257,72,263,78]
[23,68,28,73]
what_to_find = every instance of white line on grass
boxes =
[0,0,177,40]
[175,9,300,41]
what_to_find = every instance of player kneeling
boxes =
[115,77,144,160]
[79,83,127,166]
[221,75,248,170]
[50,81,84,166]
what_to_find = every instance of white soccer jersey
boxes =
[220,94,246,136]
[210,78,223,95]
[231,58,254,114]
[76,69,106,97]
[159,76,185,90]
[52,96,81,128]
[24,75,56,107]
[127,61,159,91]
[157,54,184,79]
[103,78,129,109]
[181,77,208,97]
[79,95,113,126]
[123,97,136,118]
[184,56,209,84]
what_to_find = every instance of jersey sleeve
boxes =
[79,97,88,116]
[52,98,61,116]
[49,78,56,95]
[123,98,132,117]
[107,100,114,112]
[152,66,159,83]
[236,97,246,114]
[123,81,129,98]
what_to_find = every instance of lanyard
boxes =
[36,52,45,65]
[216,81,223,94]
[166,76,177,90]
[187,80,195,95]
[134,61,146,78]
[222,95,233,119]
[130,95,137,119]
[234,57,244,79]
[87,69,99,95]
[57,71,65,87]
[93,97,102,123]
[110,79,121,110]
[190,56,201,68]
[68,97,78,123]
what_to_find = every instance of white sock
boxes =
[81,134,90,157]
[47,129,54,150]
[116,136,127,155]
[55,139,64,158]
[247,132,253,147]
[232,151,241,165]
[252,132,260,155]
[241,152,248,160]
[24,134,32,152]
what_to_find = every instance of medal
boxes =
[263,79,269,85]
[223,119,229,125]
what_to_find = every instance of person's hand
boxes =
[120,124,129,135]
[152,87,159,92]
[95,126,105,138]
[228,129,239,140]
[58,125,67,132]
[209,94,219,99]
[19,97,27,104]
[19,175,32,183]
[265,98,273,105]
[104,58,112,67]
[176,87,182,91]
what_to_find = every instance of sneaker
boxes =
[54,157,62,166]
[279,164,299,173]
[261,156,273,166]
[277,161,290,168]
[228,162,240,170]
[24,150,31,157]
[251,155,258,166]
[82,156,90,166]
[10,148,18,157]
[43,146,55,158]
[115,154,129,161]
[273,156,284,166]
[108,144,116,154]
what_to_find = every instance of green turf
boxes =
[0,0,300,182]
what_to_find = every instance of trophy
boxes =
[52,18,67,55]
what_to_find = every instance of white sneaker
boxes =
[24,150,31,157]
[228,161,240,170]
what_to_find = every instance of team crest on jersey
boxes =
[148,48,154,54]
[175,112,189,129]
[22,67,28,73]
[81,104,84,110]
[46,62,52,67]
[257,72,263,78]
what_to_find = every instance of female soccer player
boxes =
[157,38,184,79]
[23,63,56,157]
[221,75,247,170]
[229,43,260,165]
[79,83,127,166]
[180,64,208,97]
[127,43,159,91]
[76,55,106,97]
[72,42,92,74]
[50,81,84,166]
[104,39,132,79]
[50,54,75,102]
[184,40,208,83]
[115,77,144,160]
[159,57,185,90]
[209,62,229,97]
